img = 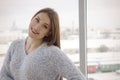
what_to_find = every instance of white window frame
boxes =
[79,0,87,77]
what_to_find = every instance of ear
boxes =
[49,32,51,35]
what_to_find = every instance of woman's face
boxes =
[28,12,51,40]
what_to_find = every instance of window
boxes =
[87,0,120,80]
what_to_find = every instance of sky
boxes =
[87,0,120,28]
[0,0,79,30]
[0,0,120,31]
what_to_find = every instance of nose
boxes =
[34,24,42,32]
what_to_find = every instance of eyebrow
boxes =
[37,16,40,21]
[37,16,49,26]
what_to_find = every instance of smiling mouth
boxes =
[31,28,39,35]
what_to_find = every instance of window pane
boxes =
[87,0,120,80]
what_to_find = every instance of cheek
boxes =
[29,20,35,27]
[40,31,49,38]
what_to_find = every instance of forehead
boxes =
[36,12,50,25]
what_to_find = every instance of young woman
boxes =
[0,8,86,80]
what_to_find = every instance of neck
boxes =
[27,37,43,48]
[25,37,43,54]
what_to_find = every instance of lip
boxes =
[31,27,39,34]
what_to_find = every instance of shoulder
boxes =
[9,39,24,47]
[11,39,24,45]
[39,44,63,57]
[44,45,67,59]
[8,39,24,53]
[5,39,24,58]
[46,45,62,54]
[7,39,25,56]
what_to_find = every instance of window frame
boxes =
[79,0,87,77]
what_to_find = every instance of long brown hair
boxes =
[32,8,62,80]
[32,8,60,48]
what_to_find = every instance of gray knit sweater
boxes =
[0,39,86,80]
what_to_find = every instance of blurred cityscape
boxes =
[0,23,120,80]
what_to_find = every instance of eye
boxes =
[44,25,48,29]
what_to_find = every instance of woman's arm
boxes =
[0,42,15,80]
[49,47,87,80]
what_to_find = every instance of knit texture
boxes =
[0,39,86,80]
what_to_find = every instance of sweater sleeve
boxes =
[49,46,87,80]
[0,42,15,80]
